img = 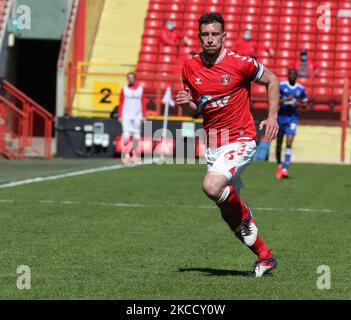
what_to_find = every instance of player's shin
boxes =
[216,185,250,221]
[283,148,292,169]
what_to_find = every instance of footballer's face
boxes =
[198,22,226,57]
[288,70,297,85]
[127,73,136,86]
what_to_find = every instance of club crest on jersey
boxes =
[195,77,202,85]
[221,74,231,85]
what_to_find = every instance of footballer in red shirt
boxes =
[176,13,279,277]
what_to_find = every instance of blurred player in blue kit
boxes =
[276,68,308,179]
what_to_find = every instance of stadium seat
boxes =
[184,4,203,12]
[140,45,158,54]
[335,60,351,70]
[336,34,351,43]
[145,19,163,29]
[159,45,177,55]
[165,3,184,12]
[336,43,351,51]
[317,34,336,43]
[137,63,156,73]
[164,12,183,21]
[223,6,242,15]
[313,87,332,96]
[224,0,244,5]
[283,7,299,16]
[143,28,161,37]
[315,51,334,61]
[149,3,166,12]
[142,35,159,45]
[158,54,177,64]
[242,6,261,15]
[139,53,157,63]
[146,11,164,20]
[261,6,280,15]
[335,51,350,60]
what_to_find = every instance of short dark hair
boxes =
[199,13,225,32]
[127,72,136,78]
[288,67,297,74]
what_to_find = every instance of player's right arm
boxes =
[176,90,198,115]
[176,63,198,115]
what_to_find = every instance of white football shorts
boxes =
[205,140,257,194]
[122,118,142,140]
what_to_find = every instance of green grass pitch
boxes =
[0,159,350,299]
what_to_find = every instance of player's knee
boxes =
[202,179,225,201]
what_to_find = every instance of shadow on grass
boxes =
[178,267,251,277]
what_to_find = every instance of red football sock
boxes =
[248,236,271,260]
[217,184,250,221]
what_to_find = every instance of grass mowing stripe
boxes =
[0,161,153,189]
[0,199,336,213]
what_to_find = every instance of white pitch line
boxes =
[0,199,335,213]
[0,160,153,189]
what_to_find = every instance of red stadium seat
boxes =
[149,3,166,12]
[280,24,298,33]
[317,34,336,43]
[337,25,351,34]
[140,45,158,54]
[142,36,159,46]
[165,3,184,12]
[300,8,315,16]
[261,6,279,15]
[298,24,318,33]
[281,0,299,8]
[242,7,261,15]
[315,51,334,61]
[164,12,184,21]
[335,51,350,60]
[224,0,244,5]
[261,16,279,24]
[280,16,298,25]
[145,19,163,29]
[146,11,164,20]
[143,28,161,37]
[263,0,281,7]
[223,6,242,15]
[260,24,279,33]
[284,8,299,16]
[158,54,177,64]
[299,33,316,43]
[336,34,351,43]
[139,53,157,63]
[183,20,198,30]
[335,60,351,70]
[184,4,203,12]
[183,12,199,21]
[313,87,332,96]
[137,63,156,73]
[299,16,314,25]
[313,104,331,112]
[336,43,351,51]
[159,46,177,55]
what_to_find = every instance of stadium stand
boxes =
[136,0,351,118]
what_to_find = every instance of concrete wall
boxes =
[269,125,351,164]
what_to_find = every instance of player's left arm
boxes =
[255,67,280,142]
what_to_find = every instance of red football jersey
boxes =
[182,48,264,147]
